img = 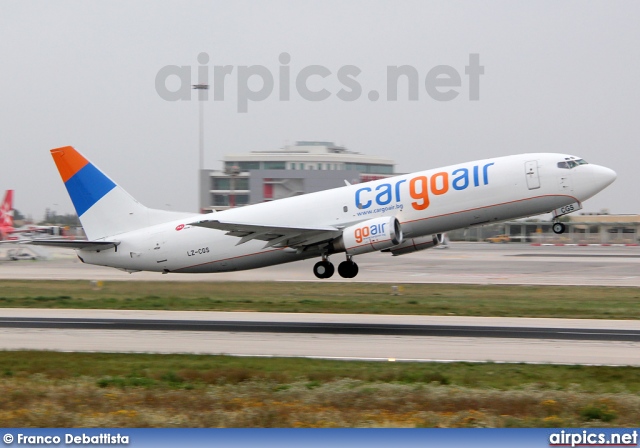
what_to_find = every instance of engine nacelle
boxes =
[332,216,403,255]
[384,233,445,256]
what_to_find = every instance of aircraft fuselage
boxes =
[75,153,616,274]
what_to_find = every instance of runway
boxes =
[1,243,638,366]
[2,316,640,341]
[1,242,639,286]
[2,309,640,366]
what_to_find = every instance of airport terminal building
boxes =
[199,141,395,212]
[458,213,640,244]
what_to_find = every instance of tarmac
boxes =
[1,242,638,286]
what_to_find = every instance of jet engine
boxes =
[332,216,403,255]
[384,233,445,256]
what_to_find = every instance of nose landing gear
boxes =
[552,222,566,234]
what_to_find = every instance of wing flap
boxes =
[190,219,341,249]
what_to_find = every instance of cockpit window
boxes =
[559,158,589,169]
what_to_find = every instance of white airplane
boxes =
[27,146,615,278]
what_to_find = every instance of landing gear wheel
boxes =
[552,222,566,234]
[338,260,359,279]
[313,260,335,279]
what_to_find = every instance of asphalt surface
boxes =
[1,310,640,365]
[1,242,639,286]
[2,316,640,342]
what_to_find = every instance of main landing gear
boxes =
[313,257,334,279]
[313,255,359,279]
[552,222,566,234]
[337,256,359,279]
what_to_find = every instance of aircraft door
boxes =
[525,161,540,190]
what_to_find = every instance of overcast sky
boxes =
[1,1,638,219]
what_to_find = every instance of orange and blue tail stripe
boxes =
[50,146,116,217]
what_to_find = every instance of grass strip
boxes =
[1,351,639,427]
[1,280,639,319]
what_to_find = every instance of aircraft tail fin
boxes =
[51,146,193,240]
[0,190,14,229]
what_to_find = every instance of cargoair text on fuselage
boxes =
[29,146,616,279]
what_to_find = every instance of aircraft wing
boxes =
[190,219,342,249]
[0,239,119,252]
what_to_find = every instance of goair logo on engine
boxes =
[355,162,495,211]
[355,222,388,243]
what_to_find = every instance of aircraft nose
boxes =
[571,163,616,202]
[581,164,617,201]
[593,165,617,189]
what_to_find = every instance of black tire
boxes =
[325,262,335,278]
[552,222,566,234]
[338,260,359,278]
[313,261,334,279]
[349,262,359,278]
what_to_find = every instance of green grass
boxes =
[3,281,640,426]
[1,351,640,427]
[0,280,639,319]
[1,351,640,393]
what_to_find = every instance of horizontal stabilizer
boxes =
[19,239,119,252]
